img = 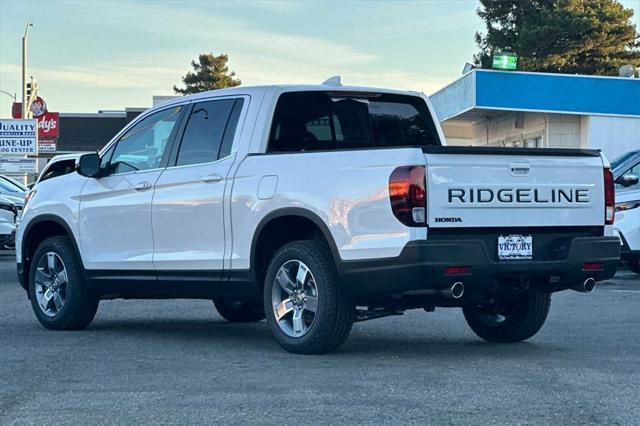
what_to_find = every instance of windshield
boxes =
[611,150,640,175]
[268,91,441,152]
[0,176,25,193]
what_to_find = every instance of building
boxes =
[430,69,640,161]
[55,109,143,153]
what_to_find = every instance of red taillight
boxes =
[604,168,615,225]
[583,262,603,271]
[24,190,35,205]
[389,165,426,227]
[444,266,470,275]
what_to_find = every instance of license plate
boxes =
[498,235,533,260]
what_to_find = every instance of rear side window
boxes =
[268,91,440,152]
[175,98,243,167]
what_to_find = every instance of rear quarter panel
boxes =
[230,148,426,268]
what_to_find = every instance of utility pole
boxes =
[21,22,34,118]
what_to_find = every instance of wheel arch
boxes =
[20,214,83,290]
[250,208,342,291]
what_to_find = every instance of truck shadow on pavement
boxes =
[85,317,565,359]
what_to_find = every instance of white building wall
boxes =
[585,116,640,161]
[440,112,639,159]
[546,114,582,148]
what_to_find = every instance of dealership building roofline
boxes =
[431,69,640,122]
[429,69,640,160]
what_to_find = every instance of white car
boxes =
[0,174,27,200]
[612,150,640,274]
[616,186,640,274]
[25,153,85,205]
[0,195,19,248]
[16,81,620,353]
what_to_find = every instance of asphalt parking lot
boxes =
[1,250,639,425]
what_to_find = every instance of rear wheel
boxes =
[28,236,99,330]
[214,299,265,323]
[463,292,551,343]
[263,240,354,354]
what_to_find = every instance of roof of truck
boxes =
[154,80,425,109]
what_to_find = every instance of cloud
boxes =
[98,2,378,68]
[0,0,459,113]
[0,63,180,90]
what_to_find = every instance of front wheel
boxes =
[463,292,551,343]
[263,240,354,354]
[28,236,99,330]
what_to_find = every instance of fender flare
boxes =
[21,214,84,272]
[250,207,342,270]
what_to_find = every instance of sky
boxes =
[1,0,639,116]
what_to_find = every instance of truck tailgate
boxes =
[424,149,605,228]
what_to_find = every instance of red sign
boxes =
[38,112,59,139]
[11,102,21,119]
[30,96,48,118]
[11,102,59,139]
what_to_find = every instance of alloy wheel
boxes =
[271,260,319,337]
[34,252,68,317]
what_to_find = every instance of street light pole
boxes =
[21,22,34,118]
[0,90,16,102]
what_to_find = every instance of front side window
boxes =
[175,98,244,167]
[268,91,440,152]
[109,106,183,175]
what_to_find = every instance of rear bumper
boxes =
[339,236,620,298]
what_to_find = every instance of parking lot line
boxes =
[611,290,640,294]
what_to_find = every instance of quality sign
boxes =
[0,119,38,155]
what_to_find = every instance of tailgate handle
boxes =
[510,162,530,176]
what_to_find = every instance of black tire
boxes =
[628,256,640,275]
[214,299,265,323]
[28,236,99,330]
[463,292,551,343]
[263,240,354,354]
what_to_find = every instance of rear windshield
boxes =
[268,91,441,152]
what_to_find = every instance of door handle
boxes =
[202,174,223,183]
[133,182,152,191]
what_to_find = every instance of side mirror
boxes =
[76,153,102,178]
[619,173,639,187]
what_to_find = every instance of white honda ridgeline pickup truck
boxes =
[17,80,620,354]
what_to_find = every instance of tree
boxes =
[474,0,640,75]
[173,53,241,95]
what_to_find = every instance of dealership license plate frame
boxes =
[498,234,533,260]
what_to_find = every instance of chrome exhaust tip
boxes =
[582,277,596,293]
[572,277,596,293]
[450,282,464,299]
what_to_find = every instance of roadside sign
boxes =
[37,112,59,139]
[492,53,518,70]
[38,138,57,152]
[0,158,37,174]
[0,119,38,155]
